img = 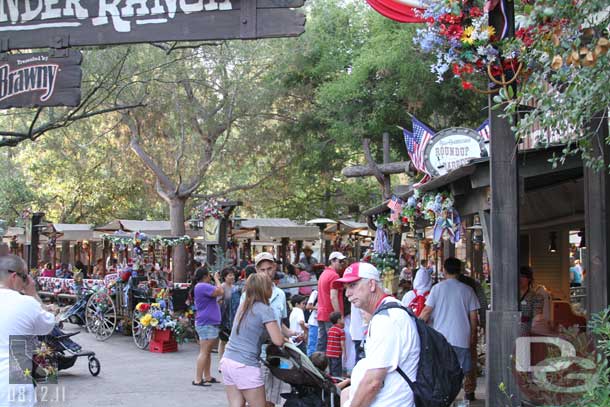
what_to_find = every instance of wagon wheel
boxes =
[132,317,152,350]
[85,290,117,341]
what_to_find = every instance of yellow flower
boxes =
[151,303,160,308]
[461,26,475,45]
[24,368,31,377]
[150,318,159,328]
[486,26,496,38]
[140,314,152,326]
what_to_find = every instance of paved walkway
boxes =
[49,324,227,407]
[43,324,487,407]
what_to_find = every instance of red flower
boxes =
[462,81,474,90]
[469,6,483,18]
[489,64,503,77]
[441,24,464,40]
[439,12,463,25]
[452,63,462,76]
[516,27,534,47]
[502,58,517,72]
[475,59,485,69]
[462,63,474,74]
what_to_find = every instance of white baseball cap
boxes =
[335,262,381,285]
[254,252,275,267]
[328,251,347,261]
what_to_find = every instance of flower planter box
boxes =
[150,329,178,353]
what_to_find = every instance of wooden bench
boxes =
[38,291,77,301]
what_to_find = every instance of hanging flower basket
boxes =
[414,0,526,92]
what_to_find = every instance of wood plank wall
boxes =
[526,228,570,300]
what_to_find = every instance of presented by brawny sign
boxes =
[0,0,306,50]
[0,50,82,108]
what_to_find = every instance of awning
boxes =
[95,219,172,236]
[236,218,319,241]
[324,220,369,235]
[50,224,96,241]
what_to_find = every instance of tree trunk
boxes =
[169,197,188,282]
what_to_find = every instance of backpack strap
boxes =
[372,301,417,390]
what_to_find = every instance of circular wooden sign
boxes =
[422,127,488,177]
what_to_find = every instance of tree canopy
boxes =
[0,0,487,230]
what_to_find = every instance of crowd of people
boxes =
[1,239,554,407]
[184,244,499,407]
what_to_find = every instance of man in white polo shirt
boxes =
[0,254,56,407]
[335,262,420,407]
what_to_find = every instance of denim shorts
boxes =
[196,324,220,340]
[452,346,472,374]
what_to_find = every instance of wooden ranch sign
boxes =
[0,50,82,108]
[0,0,306,50]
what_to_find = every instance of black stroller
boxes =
[57,290,93,327]
[34,326,101,380]
[265,343,340,407]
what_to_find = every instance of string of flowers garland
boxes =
[102,233,193,248]
[387,190,463,244]
[192,198,225,220]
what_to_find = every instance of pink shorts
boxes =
[220,357,264,390]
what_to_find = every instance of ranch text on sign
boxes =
[423,127,487,177]
[0,0,306,50]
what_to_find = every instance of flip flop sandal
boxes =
[192,381,211,387]
[204,377,220,384]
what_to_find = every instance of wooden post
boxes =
[280,238,290,272]
[295,240,303,264]
[443,240,455,259]
[486,103,521,407]
[584,110,610,315]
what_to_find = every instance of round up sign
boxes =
[423,127,488,177]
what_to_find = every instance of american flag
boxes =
[387,195,403,222]
[477,119,490,141]
[412,117,434,172]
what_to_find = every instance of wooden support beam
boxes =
[486,101,521,407]
[584,110,610,315]
[342,162,410,178]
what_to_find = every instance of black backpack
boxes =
[372,301,464,407]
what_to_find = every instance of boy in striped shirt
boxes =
[326,311,345,377]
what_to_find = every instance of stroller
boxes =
[34,326,101,380]
[265,343,340,407]
[57,290,93,327]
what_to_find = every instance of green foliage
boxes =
[0,151,35,224]
[0,0,490,226]
[500,0,610,170]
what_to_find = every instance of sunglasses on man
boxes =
[8,269,29,283]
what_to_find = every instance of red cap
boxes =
[335,262,380,286]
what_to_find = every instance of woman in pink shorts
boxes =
[220,273,286,407]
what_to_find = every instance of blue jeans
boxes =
[307,325,318,356]
[316,321,333,353]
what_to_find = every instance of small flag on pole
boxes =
[477,119,490,141]
[387,195,403,222]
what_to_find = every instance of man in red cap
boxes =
[316,251,347,352]
[335,262,420,407]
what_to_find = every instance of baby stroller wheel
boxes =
[88,356,101,376]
